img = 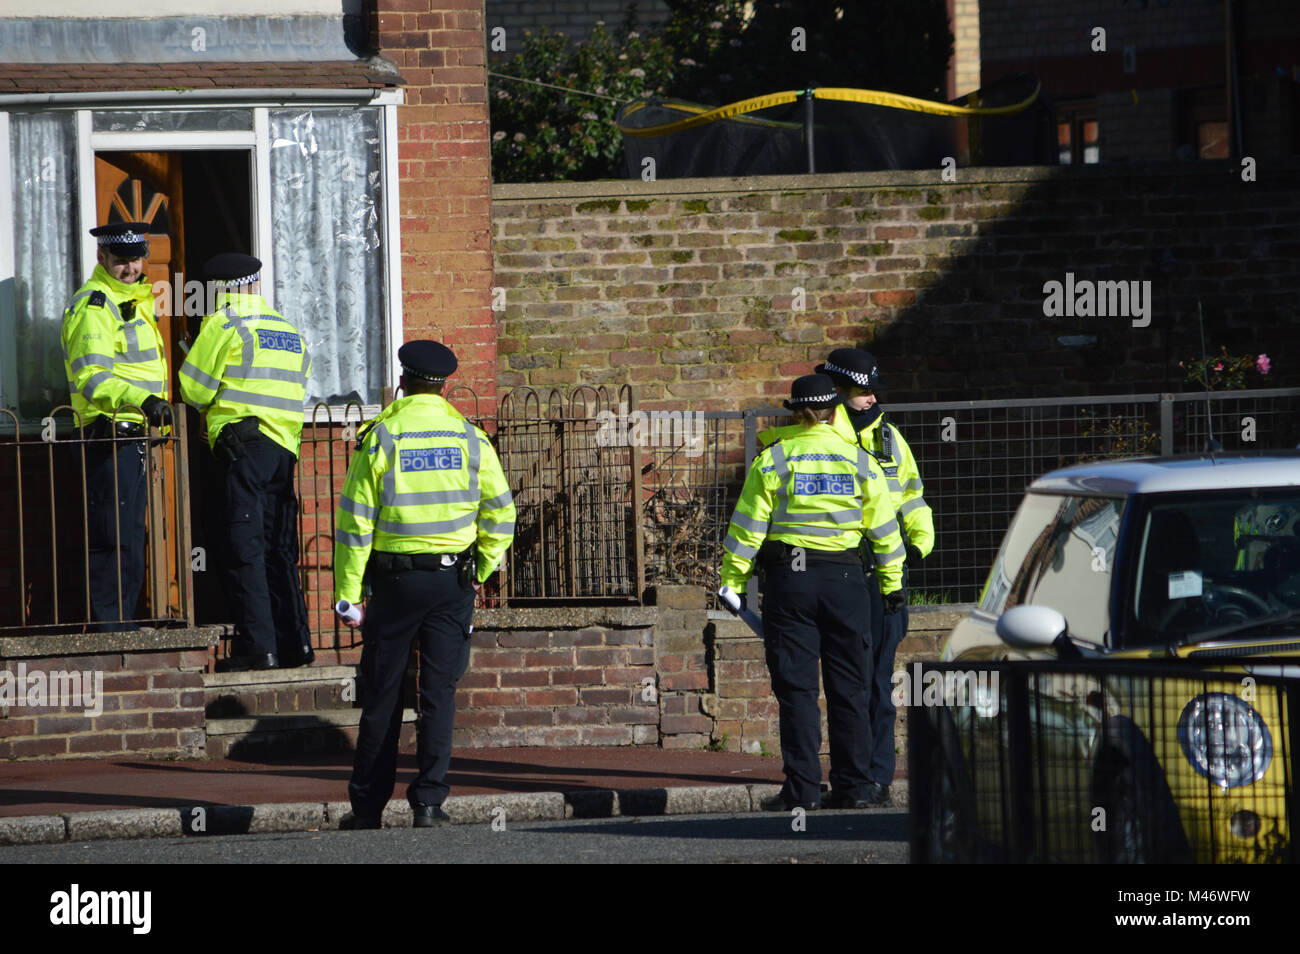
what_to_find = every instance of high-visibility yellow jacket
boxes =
[332,393,516,604]
[60,265,167,428]
[829,404,934,558]
[178,292,310,456]
[721,421,905,594]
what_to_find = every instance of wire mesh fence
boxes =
[909,658,1299,864]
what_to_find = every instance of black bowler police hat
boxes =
[204,253,262,286]
[90,221,150,259]
[782,373,839,411]
[399,340,458,383]
[816,348,882,390]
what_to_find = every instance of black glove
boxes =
[141,395,172,428]
[905,543,924,565]
[883,589,906,615]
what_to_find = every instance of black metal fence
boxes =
[0,406,193,633]
[908,659,1299,864]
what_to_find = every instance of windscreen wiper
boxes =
[1168,608,1300,653]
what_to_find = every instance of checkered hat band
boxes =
[824,361,874,386]
[212,272,260,286]
[789,392,837,405]
[97,231,146,246]
[402,365,446,382]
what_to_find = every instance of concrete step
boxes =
[205,709,417,760]
[203,665,360,719]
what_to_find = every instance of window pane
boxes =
[7,111,79,418]
[269,108,384,406]
[93,110,253,133]
[1021,496,1122,645]
[1057,121,1073,165]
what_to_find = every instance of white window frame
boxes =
[1,91,404,425]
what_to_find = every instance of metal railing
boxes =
[908,658,1299,864]
[494,385,641,603]
[0,405,193,632]
[4,387,1295,632]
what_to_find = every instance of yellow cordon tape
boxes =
[616,81,1041,138]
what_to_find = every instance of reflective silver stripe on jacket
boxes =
[874,543,906,565]
[336,529,373,547]
[728,511,768,534]
[216,388,305,413]
[180,360,223,393]
[376,512,478,535]
[480,489,514,511]
[864,516,901,541]
[82,370,114,399]
[340,495,379,521]
[899,497,929,516]
[69,353,115,373]
[478,518,515,535]
[724,535,759,559]
[902,477,924,493]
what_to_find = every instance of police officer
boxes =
[178,253,313,671]
[721,374,906,812]
[817,347,934,806]
[334,341,515,829]
[61,222,171,629]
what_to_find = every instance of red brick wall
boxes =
[0,650,207,760]
[375,0,497,398]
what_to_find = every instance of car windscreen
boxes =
[978,492,1123,647]
[1125,490,1300,646]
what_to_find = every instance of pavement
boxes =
[0,747,907,846]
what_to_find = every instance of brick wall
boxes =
[0,647,209,760]
[374,0,497,398]
[456,606,659,746]
[951,0,980,97]
[493,165,1300,406]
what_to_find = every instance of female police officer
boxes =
[720,374,906,811]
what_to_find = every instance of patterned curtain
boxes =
[8,112,79,418]
[269,107,385,406]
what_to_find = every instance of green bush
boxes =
[489,19,678,183]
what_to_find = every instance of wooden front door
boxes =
[94,153,188,622]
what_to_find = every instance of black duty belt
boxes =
[90,418,145,439]
[370,549,472,572]
[759,540,862,566]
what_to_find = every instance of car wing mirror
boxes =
[996,605,1071,653]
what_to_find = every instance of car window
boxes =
[979,493,1121,646]
[1126,492,1300,645]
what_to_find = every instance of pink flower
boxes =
[1214,362,1223,371]
[1257,354,1271,375]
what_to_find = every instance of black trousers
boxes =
[85,437,147,629]
[217,433,311,659]
[867,569,909,786]
[761,554,874,806]
[349,564,474,816]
